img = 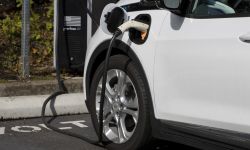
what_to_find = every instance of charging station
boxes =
[54,0,117,72]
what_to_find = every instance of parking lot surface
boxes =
[0,114,198,150]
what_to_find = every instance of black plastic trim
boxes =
[153,120,250,150]
[186,0,250,19]
[121,2,159,12]
[122,1,250,19]
[186,13,250,19]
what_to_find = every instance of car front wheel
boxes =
[89,55,152,150]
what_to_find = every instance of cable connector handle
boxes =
[118,20,149,33]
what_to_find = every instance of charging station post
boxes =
[21,0,30,79]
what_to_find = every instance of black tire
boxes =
[89,55,152,150]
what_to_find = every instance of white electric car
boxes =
[84,0,250,149]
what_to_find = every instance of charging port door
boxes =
[91,0,118,35]
[55,0,87,71]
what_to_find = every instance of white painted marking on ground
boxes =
[11,126,42,133]
[38,124,51,130]
[0,127,5,135]
[59,127,72,130]
[60,120,88,128]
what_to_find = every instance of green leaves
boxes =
[16,0,22,8]
[0,0,54,77]
[16,0,34,8]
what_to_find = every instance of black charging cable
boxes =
[41,1,150,146]
[98,30,122,142]
[41,0,105,146]
[41,27,122,147]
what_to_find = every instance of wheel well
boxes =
[85,40,157,133]
[88,48,127,95]
[86,40,148,99]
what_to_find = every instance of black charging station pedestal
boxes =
[56,0,87,72]
[55,0,117,72]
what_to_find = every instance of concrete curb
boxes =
[0,93,88,120]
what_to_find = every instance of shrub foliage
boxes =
[0,0,54,79]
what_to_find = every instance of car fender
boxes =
[84,9,168,118]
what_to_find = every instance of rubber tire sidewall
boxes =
[89,55,152,150]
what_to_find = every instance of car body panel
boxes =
[84,0,250,149]
[154,11,250,134]
[84,9,167,118]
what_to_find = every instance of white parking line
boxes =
[60,120,88,128]
[0,127,5,135]
[59,127,72,130]
[11,126,42,133]
[0,120,89,135]
[38,124,51,130]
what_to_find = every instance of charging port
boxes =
[129,14,151,45]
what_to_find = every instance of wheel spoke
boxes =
[120,115,133,139]
[115,115,126,142]
[121,108,138,124]
[106,69,117,83]
[121,95,139,109]
[105,83,115,104]
[120,76,138,109]
[103,113,115,126]
[116,70,126,96]
[97,81,115,104]
[103,102,112,116]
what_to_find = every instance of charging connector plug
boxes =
[117,20,149,33]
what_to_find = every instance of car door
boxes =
[154,0,250,134]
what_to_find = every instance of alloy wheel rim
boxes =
[95,69,139,144]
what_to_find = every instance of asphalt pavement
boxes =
[0,114,198,150]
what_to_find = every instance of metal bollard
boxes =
[21,0,30,79]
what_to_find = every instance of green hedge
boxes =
[0,0,54,80]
